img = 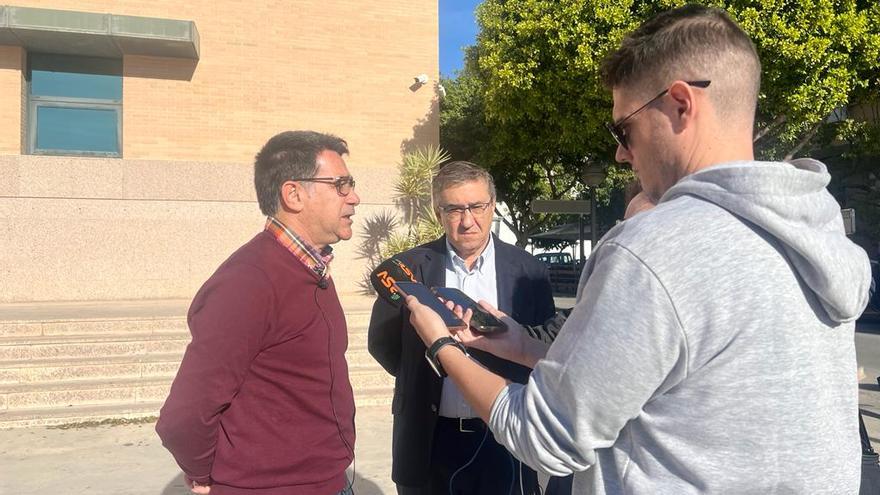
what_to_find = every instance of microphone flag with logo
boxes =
[370,258,417,306]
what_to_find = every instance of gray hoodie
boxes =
[489,159,872,494]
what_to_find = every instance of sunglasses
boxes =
[290,175,356,196]
[605,80,711,150]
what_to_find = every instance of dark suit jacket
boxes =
[367,234,555,486]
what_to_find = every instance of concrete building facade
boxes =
[0,1,440,303]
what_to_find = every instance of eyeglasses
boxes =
[605,80,711,150]
[290,175,356,196]
[438,201,493,220]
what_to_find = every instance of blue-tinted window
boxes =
[35,107,120,153]
[28,54,122,157]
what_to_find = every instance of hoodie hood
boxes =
[663,158,871,323]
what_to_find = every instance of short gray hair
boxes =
[431,161,496,206]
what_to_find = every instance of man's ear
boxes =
[280,181,306,213]
[667,80,696,125]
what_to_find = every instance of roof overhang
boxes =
[0,5,199,59]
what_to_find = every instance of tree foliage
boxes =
[440,0,880,251]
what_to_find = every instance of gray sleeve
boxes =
[488,243,688,476]
[524,308,571,344]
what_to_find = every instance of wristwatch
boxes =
[425,336,468,378]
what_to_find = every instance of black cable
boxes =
[315,286,356,492]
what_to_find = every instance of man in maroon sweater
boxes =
[157,130,361,495]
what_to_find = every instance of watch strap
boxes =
[425,336,467,378]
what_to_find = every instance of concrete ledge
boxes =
[0,5,199,59]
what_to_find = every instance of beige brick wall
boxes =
[0,46,23,155]
[6,0,440,165]
[0,1,438,302]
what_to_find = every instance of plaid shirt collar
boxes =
[265,216,333,278]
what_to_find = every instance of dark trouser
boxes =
[397,417,540,495]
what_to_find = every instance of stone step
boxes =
[0,317,371,339]
[0,382,392,429]
[0,349,380,384]
[0,385,392,429]
[0,366,392,411]
[0,299,385,428]
[0,376,173,411]
[0,353,184,384]
[0,328,370,346]
[353,385,393,407]
[0,400,165,428]
[0,333,192,361]
[0,311,370,338]
[0,317,188,339]
[345,311,374,329]
[346,348,381,368]
[348,366,396,389]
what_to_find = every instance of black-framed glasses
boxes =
[290,175,356,196]
[605,80,711,150]
[438,201,493,220]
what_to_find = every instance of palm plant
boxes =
[394,145,450,234]
[359,146,451,295]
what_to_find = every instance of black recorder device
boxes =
[431,287,508,333]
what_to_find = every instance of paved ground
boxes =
[3,370,879,495]
[857,323,880,448]
[0,404,396,495]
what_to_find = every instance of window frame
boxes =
[26,53,123,158]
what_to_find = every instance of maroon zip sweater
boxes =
[156,231,355,494]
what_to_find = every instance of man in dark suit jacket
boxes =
[368,161,557,494]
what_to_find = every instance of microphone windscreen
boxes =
[370,258,417,307]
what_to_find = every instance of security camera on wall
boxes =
[414,74,429,85]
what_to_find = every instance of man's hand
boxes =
[449,301,549,369]
[448,301,525,359]
[406,295,454,346]
[186,477,211,494]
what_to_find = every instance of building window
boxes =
[27,53,122,157]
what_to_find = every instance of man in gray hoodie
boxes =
[404,5,873,494]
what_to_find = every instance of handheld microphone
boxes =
[370,257,417,307]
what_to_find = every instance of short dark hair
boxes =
[254,130,348,216]
[431,161,496,206]
[601,5,760,121]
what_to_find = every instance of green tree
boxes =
[441,0,880,249]
[441,46,631,247]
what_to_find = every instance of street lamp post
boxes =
[582,162,606,254]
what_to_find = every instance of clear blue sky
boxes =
[440,0,482,78]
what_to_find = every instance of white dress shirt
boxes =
[438,236,497,419]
